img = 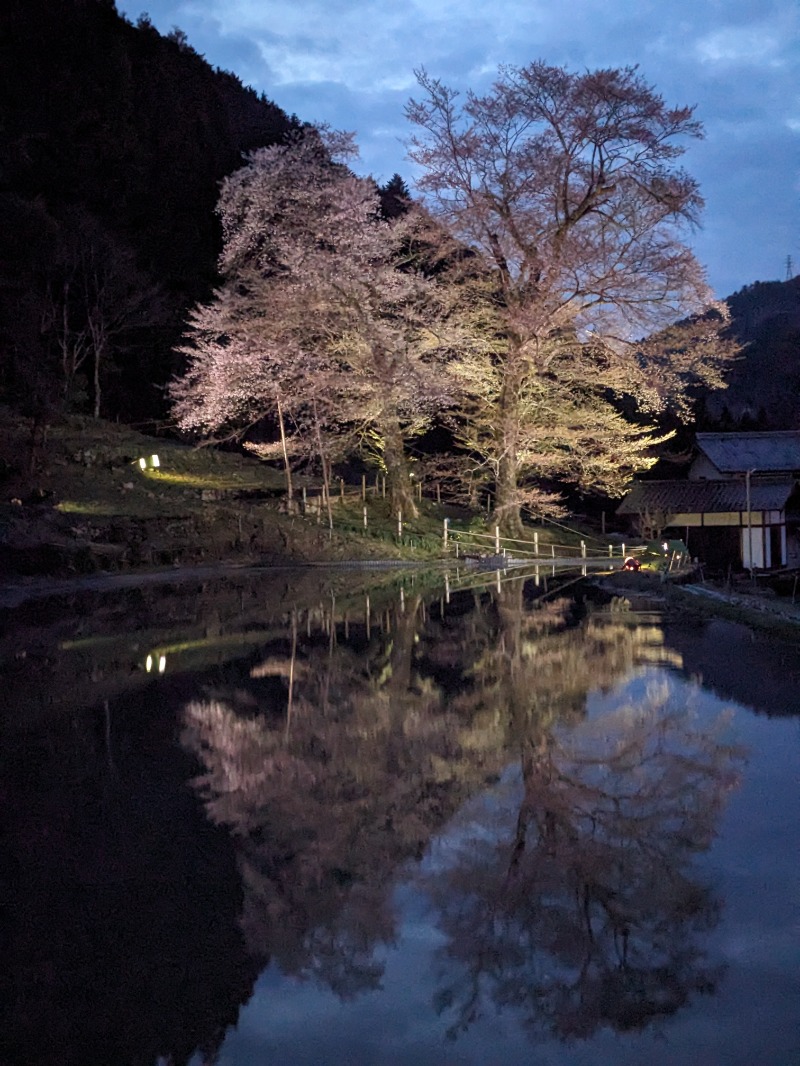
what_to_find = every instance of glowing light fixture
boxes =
[145,652,167,673]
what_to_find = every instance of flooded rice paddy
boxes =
[2,565,798,1065]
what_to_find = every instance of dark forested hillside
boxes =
[0,0,300,423]
[701,276,800,429]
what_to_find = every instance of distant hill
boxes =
[701,276,800,430]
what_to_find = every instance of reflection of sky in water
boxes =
[205,670,800,1066]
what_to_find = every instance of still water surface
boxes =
[2,567,799,1065]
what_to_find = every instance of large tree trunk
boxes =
[380,411,417,519]
[276,393,294,503]
[493,345,525,536]
[495,450,523,537]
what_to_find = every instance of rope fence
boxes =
[443,522,642,563]
[277,480,651,564]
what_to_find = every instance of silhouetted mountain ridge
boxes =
[702,276,800,429]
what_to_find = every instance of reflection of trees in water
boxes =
[181,574,741,1048]
[2,574,745,1062]
[419,581,743,1041]
[182,591,511,997]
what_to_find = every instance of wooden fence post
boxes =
[443,518,449,549]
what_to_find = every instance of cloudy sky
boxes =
[119,0,799,299]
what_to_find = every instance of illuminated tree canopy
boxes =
[170,130,450,515]
[405,62,736,528]
[170,66,737,525]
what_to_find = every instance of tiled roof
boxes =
[696,432,800,473]
[617,479,796,515]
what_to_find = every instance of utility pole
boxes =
[746,468,754,573]
[786,255,794,281]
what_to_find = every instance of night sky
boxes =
[118,0,799,299]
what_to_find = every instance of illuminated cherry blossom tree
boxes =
[170,130,449,516]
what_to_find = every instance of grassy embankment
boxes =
[0,408,586,580]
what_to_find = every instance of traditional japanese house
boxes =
[617,431,800,570]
